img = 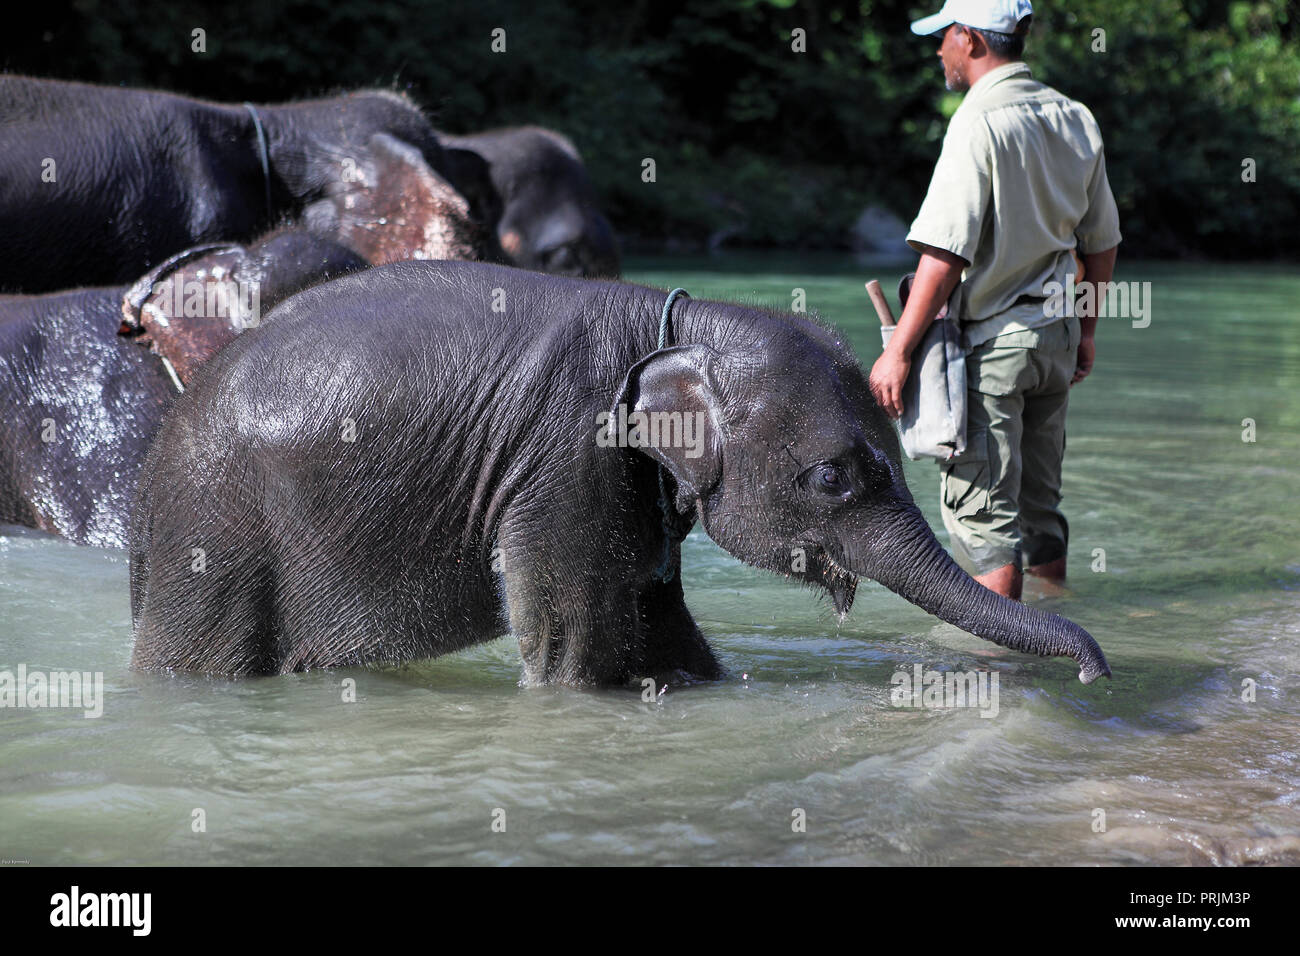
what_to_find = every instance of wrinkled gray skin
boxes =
[0,75,465,292]
[130,261,1110,684]
[0,229,366,547]
[439,127,620,277]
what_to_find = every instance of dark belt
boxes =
[1012,293,1048,308]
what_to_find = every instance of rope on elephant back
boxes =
[243,103,273,220]
[655,287,691,583]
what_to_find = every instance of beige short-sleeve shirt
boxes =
[907,62,1122,345]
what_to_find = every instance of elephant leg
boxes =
[498,531,645,686]
[508,581,645,685]
[132,544,278,675]
[637,544,724,683]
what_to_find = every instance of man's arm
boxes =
[868,245,966,418]
[1072,245,1117,386]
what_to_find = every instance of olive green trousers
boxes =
[938,316,1081,576]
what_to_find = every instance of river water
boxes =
[2,255,1297,865]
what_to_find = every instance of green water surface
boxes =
[1,254,1297,865]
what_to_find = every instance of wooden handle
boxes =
[865,279,896,327]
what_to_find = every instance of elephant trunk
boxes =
[851,500,1111,684]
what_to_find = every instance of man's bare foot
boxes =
[1025,557,1066,581]
[974,562,1022,600]
[1025,557,1067,596]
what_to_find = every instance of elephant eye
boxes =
[810,463,852,497]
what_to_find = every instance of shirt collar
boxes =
[965,61,1032,102]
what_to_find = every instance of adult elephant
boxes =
[129,261,1110,685]
[439,127,621,277]
[0,230,366,547]
[0,75,498,292]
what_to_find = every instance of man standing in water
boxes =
[869,0,1121,599]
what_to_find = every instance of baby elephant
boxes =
[129,261,1111,685]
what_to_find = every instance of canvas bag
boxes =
[879,274,968,461]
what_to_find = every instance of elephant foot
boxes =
[640,628,725,686]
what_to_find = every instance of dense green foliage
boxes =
[9,0,1299,257]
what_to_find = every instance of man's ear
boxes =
[612,344,725,502]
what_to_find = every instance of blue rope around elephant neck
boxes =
[243,103,273,220]
[653,287,691,583]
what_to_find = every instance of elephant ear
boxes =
[119,243,243,337]
[438,143,503,230]
[119,243,250,389]
[304,132,496,264]
[612,344,726,504]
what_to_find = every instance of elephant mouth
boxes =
[820,552,858,617]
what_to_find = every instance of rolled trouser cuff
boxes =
[1021,530,1068,568]
[941,507,1023,577]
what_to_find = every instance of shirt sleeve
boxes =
[1075,148,1122,254]
[906,111,992,265]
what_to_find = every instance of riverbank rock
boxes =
[850,205,910,256]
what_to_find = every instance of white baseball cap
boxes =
[910,0,1033,36]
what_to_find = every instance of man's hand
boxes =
[1071,336,1095,386]
[870,346,912,418]
[870,246,966,419]
[1072,246,1115,388]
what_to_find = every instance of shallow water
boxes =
[2,254,1298,865]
